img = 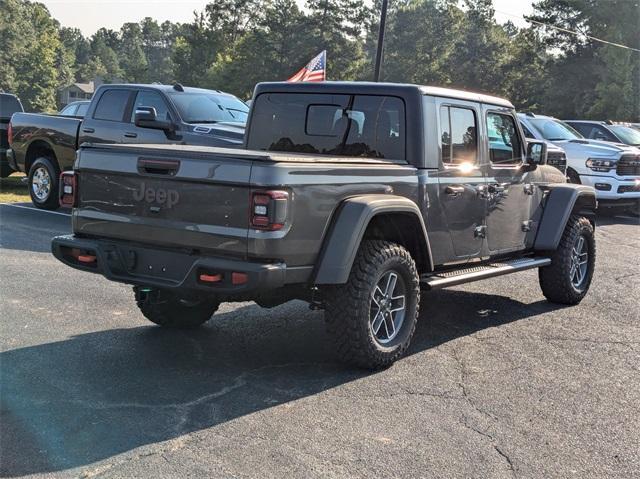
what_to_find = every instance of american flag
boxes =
[287,51,326,82]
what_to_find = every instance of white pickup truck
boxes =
[518,113,640,215]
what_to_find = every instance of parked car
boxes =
[518,113,640,214]
[52,82,595,369]
[7,83,248,209]
[564,120,640,147]
[0,92,24,177]
[59,100,91,117]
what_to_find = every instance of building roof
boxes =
[61,81,95,93]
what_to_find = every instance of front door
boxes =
[125,89,177,144]
[483,107,532,255]
[436,101,487,259]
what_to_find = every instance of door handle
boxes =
[82,127,95,133]
[124,132,138,138]
[445,185,465,197]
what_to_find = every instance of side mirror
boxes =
[134,106,175,133]
[526,140,547,168]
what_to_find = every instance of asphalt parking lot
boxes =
[1,203,638,478]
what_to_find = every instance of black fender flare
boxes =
[534,184,597,251]
[313,194,433,284]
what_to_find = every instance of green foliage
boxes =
[0,0,637,120]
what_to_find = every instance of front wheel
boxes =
[134,287,220,328]
[28,157,60,210]
[324,240,420,369]
[539,216,595,305]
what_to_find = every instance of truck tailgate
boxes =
[74,144,256,258]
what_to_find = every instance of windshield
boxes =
[529,118,583,141]
[168,92,249,124]
[609,125,640,145]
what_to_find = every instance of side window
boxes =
[591,125,617,142]
[440,106,477,165]
[520,122,535,139]
[93,90,131,122]
[487,112,523,165]
[76,102,89,117]
[131,90,171,122]
[60,104,77,116]
[570,123,591,137]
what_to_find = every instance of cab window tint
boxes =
[487,112,523,165]
[520,122,535,139]
[76,102,89,117]
[93,90,131,122]
[131,90,171,122]
[440,106,477,165]
[248,93,405,160]
[60,104,77,116]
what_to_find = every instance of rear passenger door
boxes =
[483,106,532,255]
[435,100,487,260]
[124,90,177,144]
[79,89,134,145]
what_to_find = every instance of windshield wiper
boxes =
[188,120,219,124]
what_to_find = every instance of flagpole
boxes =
[373,0,388,82]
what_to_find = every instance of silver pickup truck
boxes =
[52,82,597,369]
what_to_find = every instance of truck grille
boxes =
[546,151,567,173]
[616,155,640,176]
[617,184,640,194]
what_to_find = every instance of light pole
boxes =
[373,0,388,82]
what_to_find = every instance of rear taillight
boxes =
[251,190,289,230]
[59,171,78,207]
[7,122,13,147]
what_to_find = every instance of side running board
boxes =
[420,257,551,290]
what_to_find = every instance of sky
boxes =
[40,0,535,37]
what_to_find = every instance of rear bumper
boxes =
[51,235,288,294]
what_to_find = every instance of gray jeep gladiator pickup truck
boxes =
[52,82,597,369]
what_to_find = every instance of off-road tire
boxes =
[324,240,420,370]
[134,286,220,328]
[28,157,60,210]
[539,215,595,305]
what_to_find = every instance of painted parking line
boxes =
[0,203,71,217]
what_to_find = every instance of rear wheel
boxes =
[28,157,60,210]
[324,240,420,369]
[134,286,220,328]
[539,216,595,305]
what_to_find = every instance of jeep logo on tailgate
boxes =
[133,182,180,209]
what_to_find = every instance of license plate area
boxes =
[117,245,195,283]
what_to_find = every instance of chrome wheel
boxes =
[570,235,589,289]
[31,166,52,201]
[370,270,406,345]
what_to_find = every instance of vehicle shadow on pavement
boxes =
[0,290,564,477]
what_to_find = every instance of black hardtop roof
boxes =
[253,81,513,108]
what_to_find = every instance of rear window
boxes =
[0,94,23,119]
[93,89,131,122]
[247,93,406,161]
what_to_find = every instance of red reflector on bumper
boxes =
[199,273,222,283]
[77,254,96,263]
[232,272,248,285]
